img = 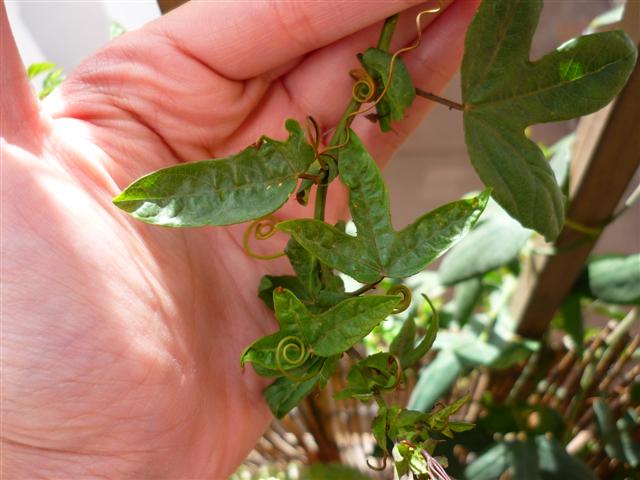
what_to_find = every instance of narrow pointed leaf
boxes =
[462,0,637,240]
[312,294,400,356]
[113,119,315,226]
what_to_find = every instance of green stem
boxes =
[313,13,400,223]
[377,14,399,51]
[415,88,465,111]
[313,99,360,222]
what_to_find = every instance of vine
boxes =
[113,1,637,477]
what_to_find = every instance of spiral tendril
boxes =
[242,216,285,260]
[322,2,442,155]
[387,284,412,314]
[275,335,315,382]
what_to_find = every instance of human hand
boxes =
[1,1,477,477]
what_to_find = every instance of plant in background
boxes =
[112,0,637,477]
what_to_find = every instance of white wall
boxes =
[6,1,160,72]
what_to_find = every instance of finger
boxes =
[1,2,42,148]
[280,1,454,135]
[218,1,452,153]
[149,0,431,79]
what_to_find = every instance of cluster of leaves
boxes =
[113,0,637,477]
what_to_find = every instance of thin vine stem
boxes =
[415,88,465,111]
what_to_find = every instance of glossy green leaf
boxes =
[312,294,400,356]
[242,288,399,376]
[401,297,439,368]
[618,409,640,467]
[389,317,416,363]
[279,131,490,283]
[113,119,315,227]
[439,202,531,285]
[461,0,637,240]
[557,293,584,356]
[408,350,463,412]
[264,355,338,419]
[359,48,415,131]
[257,275,307,311]
[584,254,640,304]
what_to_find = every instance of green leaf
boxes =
[359,48,416,131]
[336,352,400,400]
[279,131,490,283]
[40,68,64,99]
[242,289,399,376]
[27,62,56,79]
[508,439,540,480]
[464,442,510,480]
[113,119,315,227]
[110,21,126,39]
[535,436,596,479]
[439,202,531,285]
[312,294,400,356]
[257,275,307,311]
[408,350,463,412]
[557,293,584,356]
[461,0,637,240]
[401,296,439,368]
[583,254,640,304]
[264,355,338,419]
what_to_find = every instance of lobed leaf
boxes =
[113,119,315,227]
[461,0,637,240]
[279,131,489,283]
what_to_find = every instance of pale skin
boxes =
[1,0,478,477]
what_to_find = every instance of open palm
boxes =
[1,1,476,477]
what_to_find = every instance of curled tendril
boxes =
[322,3,442,155]
[387,285,412,314]
[366,454,388,471]
[242,216,285,260]
[350,68,376,103]
[275,336,315,382]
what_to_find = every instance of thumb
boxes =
[1,1,42,148]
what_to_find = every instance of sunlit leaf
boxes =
[359,48,415,131]
[279,131,490,283]
[113,119,315,226]
[462,0,637,240]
